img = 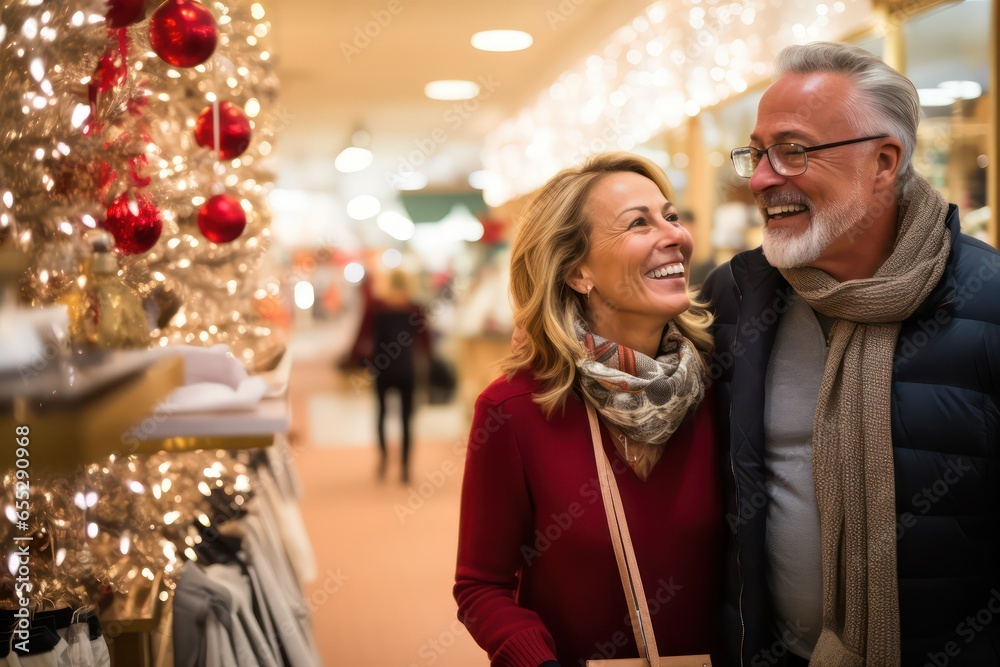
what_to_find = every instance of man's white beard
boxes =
[761,179,867,269]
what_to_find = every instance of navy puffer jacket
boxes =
[701,205,1000,667]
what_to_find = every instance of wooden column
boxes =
[874,0,906,73]
[990,0,999,248]
[684,114,714,263]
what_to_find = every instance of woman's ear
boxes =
[566,265,591,296]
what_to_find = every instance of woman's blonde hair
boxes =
[503,151,713,416]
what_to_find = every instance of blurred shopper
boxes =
[368,269,430,484]
[455,152,722,666]
[341,273,376,370]
[704,42,1000,666]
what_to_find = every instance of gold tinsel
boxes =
[0,449,257,610]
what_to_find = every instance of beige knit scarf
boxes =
[778,174,950,666]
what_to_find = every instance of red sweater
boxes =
[454,372,723,667]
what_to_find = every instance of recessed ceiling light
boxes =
[471,30,533,52]
[917,88,956,107]
[938,80,983,100]
[335,146,373,173]
[346,194,380,220]
[425,80,480,101]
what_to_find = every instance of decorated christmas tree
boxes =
[1,0,287,611]
[1,0,284,369]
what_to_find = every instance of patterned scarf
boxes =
[575,320,706,479]
[779,174,951,666]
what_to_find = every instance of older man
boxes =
[702,42,1000,666]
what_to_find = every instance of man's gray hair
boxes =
[774,41,920,193]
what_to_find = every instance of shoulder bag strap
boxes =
[586,402,661,667]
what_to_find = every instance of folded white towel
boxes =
[157,344,267,412]
[166,343,248,388]
[161,376,268,413]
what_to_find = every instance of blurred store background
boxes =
[267,0,997,404]
[261,0,996,663]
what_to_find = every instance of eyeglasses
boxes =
[730,135,889,178]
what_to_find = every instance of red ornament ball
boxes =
[148,0,217,68]
[194,101,253,159]
[104,193,163,255]
[197,194,247,244]
[105,0,146,28]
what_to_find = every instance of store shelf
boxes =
[0,354,185,472]
[129,348,291,454]
[130,395,289,454]
[0,345,292,469]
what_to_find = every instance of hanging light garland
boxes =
[481,0,869,206]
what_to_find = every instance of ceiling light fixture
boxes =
[938,80,983,100]
[917,88,957,107]
[471,30,533,52]
[335,146,373,173]
[335,125,374,173]
[346,194,381,220]
[425,80,480,101]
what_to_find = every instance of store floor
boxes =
[287,322,488,666]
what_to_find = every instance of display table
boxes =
[129,345,292,452]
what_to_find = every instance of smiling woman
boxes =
[454,152,722,667]
[567,170,694,360]
[505,152,713,418]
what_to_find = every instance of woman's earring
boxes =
[586,284,593,305]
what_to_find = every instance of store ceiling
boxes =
[267,0,654,192]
